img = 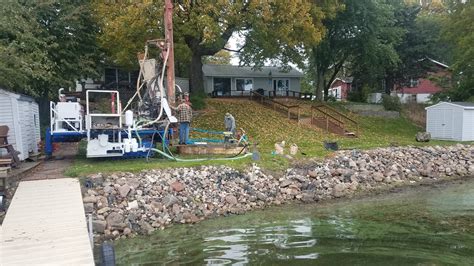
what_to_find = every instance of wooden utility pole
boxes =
[164,0,175,106]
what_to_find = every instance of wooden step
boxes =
[0,166,10,178]
[0,158,13,166]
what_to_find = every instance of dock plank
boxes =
[1,178,94,265]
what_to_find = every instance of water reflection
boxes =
[116,180,474,265]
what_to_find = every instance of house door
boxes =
[213,78,231,96]
[273,79,289,96]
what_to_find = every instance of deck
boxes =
[1,178,94,265]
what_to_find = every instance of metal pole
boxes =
[165,0,175,106]
[88,214,93,248]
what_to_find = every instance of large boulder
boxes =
[416,132,431,142]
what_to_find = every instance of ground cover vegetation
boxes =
[66,99,459,177]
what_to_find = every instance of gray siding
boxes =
[290,77,301,92]
[204,77,213,94]
[175,77,189,93]
[203,76,301,95]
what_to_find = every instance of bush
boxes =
[347,85,370,103]
[190,93,206,110]
[382,94,401,111]
[326,95,337,102]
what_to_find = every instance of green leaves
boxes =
[441,1,474,101]
[0,1,100,97]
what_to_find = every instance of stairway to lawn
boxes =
[191,99,328,152]
[192,98,425,157]
[268,97,359,137]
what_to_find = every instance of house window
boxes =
[409,78,419,88]
[213,78,231,96]
[236,78,253,91]
[273,79,290,91]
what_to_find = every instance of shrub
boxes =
[190,93,206,110]
[347,85,370,103]
[382,94,401,111]
[326,95,337,102]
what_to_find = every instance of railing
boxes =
[250,91,300,121]
[266,90,314,100]
[210,89,313,100]
[312,104,359,136]
[210,90,253,97]
[311,106,345,134]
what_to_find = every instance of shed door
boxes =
[440,108,453,139]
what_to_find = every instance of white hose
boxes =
[140,42,170,128]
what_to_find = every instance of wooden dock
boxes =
[1,178,94,265]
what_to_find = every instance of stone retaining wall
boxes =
[83,144,474,242]
[346,104,400,118]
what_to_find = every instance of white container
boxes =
[125,110,134,126]
[131,138,138,152]
[123,138,131,153]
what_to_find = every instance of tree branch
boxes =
[222,45,245,53]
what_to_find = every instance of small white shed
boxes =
[425,102,474,141]
[0,88,41,160]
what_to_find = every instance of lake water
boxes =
[115,179,474,265]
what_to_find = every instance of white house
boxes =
[425,102,474,141]
[0,88,41,160]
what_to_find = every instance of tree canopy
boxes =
[0,0,100,97]
[442,0,474,101]
[308,0,403,100]
[94,0,337,94]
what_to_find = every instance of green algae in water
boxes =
[115,180,474,265]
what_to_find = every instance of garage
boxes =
[426,102,474,141]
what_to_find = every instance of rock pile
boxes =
[83,144,474,241]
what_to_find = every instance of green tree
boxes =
[442,0,474,101]
[0,0,100,98]
[95,1,333,95]
[309,0,403,101]
[0,2,52,95]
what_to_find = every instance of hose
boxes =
[133,121,142,146]
[140,42,170,128]
[150,148,252,162]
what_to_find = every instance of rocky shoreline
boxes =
[82,144,474,242]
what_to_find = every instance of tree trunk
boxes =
[189,53,205,95]
[323,77,329,101]
[385,77,394,95]
[315,70,324,101]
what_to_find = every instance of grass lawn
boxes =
[65,98,460,177]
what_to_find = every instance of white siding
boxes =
[452,106,464,141]
[462,109,474,141]
[0,89,40,160]
[32,102,41,147]
[17,100,31,160]
[416,93,432,103]
[426,102,471,141]
[0,93,16,157]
